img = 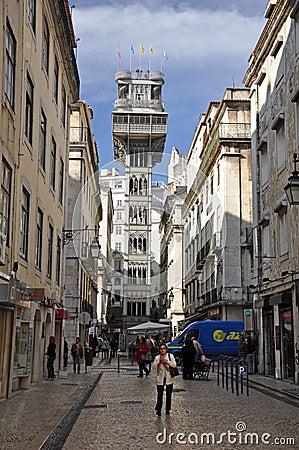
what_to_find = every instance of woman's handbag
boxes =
[168,354,179,377]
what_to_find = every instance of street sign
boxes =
[239,365,247,376]
[78,312,91,325]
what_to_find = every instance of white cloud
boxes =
[73,2,266,162]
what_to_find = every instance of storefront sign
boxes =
[55,308,70,320]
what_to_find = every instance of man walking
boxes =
[71,337,83,374]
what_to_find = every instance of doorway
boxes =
[263,308,275,376]
[280,308,294,381]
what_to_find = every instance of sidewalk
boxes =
[0,359,101,450]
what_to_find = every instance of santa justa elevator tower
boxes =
[112,68,168,330]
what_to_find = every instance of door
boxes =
[280,308,294,381]
[263,309,275,376]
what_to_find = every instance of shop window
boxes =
[13,322,33,376]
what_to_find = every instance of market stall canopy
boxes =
[127,321,170,334]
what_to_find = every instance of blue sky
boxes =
[72,0,268,168]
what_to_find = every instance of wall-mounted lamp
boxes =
[284,153,299,205]
[168,289,174,303]
[89,237,101,258]
[62,226,98,246]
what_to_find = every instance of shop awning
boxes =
[55,308,70,320]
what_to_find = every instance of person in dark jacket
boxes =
[45,336,56,380]
[238,336,247,359]
[181,339,197,380]
[135,336,150,378]
[63,339,68,369]
[71,337,84,374]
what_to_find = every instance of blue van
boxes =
[167,320,244,364]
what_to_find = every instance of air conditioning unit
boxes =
[0,232,6,265]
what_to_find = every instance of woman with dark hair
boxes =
[45,336,56,381]
[152,344,177,416]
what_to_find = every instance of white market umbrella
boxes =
[127,321,170,334]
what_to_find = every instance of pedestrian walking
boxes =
[181,339,197,380]
[152,343,177,416]
[246,336,255,374]
[45,336,56,380]
[238,335,247,360]
[71,337,83,374]
[63,338,68,369]
[136,336,150,378]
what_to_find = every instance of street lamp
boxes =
[90,237,101,258]
[168,289,174,304]
[284,153,299,205]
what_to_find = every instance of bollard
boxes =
[217,355,225,386]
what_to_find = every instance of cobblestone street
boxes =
[63,364,298,450]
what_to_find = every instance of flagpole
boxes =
[130,47,132,72]
[117,42,120,71]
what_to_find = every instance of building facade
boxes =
[64,100,101,347]
[243,0,299,382]
[182,88,252,325]
[0,0,79,397]
[112,68,168,330]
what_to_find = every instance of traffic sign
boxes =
[78,312,91,325]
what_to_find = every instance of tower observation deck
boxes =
[111,68,168,330]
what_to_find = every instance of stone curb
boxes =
[24,373,102,450]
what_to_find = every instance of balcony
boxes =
[112,123,167,134]
[114,99,165,110]
[70,126,93,148]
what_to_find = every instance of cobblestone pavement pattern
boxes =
[63,368,298,450]
[0,371,97,450]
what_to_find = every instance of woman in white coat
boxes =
[152,343,177,416]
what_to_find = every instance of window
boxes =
[47,223,53,278]
[117,199,122,206]
[42,17,49,74]
[28,0,36,33]
[25,73,34,144]
[114,260,122,272]
[127,301,146,316]
[20,188,30,260]
[260,143,269,187]
[53,55,59,104]
[0,159,12,243]
[56,236,61,285]
[115,277,121,285]
[114,180,123,189]
[210,174,214,195]
[115,225,121,235]
[39,108,47,171]
[115,242,121,252]
[61,85,66,127]
[276,121,286,170]
[279,213,288,256]
[261,224,270,258]
[116,211,122,221]
[35,208,43,270]
[4,21,16,107]
[50,136,56,190]
[58,158,64,204]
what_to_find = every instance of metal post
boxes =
[236,363,239,396]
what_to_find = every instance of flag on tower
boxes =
[150,44,155,55]
[130,45,135,54]
[140,43,145,54]
[117,49,121,59]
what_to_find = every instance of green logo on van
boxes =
[213,329,226,342]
